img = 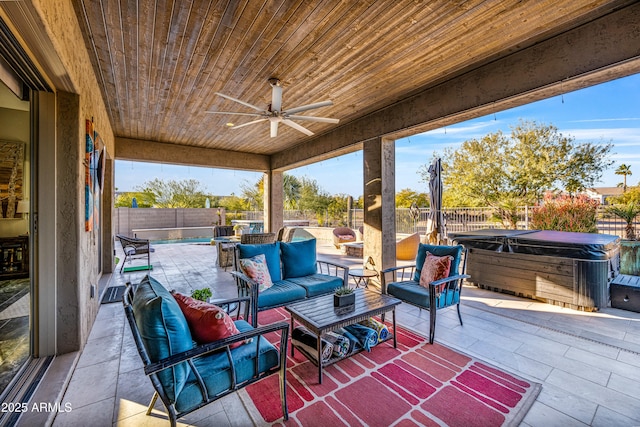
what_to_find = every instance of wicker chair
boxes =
[241,232,276,244]
[332,227,356,249]
[396,232,421,261]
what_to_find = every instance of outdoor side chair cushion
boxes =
[287,274,343,297]
[386,280,460,309]
[280,238,317,279]
[238,242,282,282]
[132,275,194,402]
[257,280,306,309]
[413,244,463,282]
[175,320,280,413]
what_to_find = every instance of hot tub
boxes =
[449,229,620,311]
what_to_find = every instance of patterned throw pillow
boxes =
[239,254,274,291]
[172,292,244,348]
[419,252,453,290]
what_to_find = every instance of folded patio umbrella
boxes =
[292,326,333,363]
[343,324,378,352]
[359,317,389,342]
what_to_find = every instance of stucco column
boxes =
[264,171,283,234]
[102,156,114,273]
[363,137,395,283]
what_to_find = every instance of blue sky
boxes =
[116,73,640,198]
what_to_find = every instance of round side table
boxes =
[348,268,378,288]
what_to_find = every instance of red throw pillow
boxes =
[419,252,452,291]
[172,292,244,348]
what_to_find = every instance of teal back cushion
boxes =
[132,275,194,402]
[281,239,317,278]
[238,242,282,282]
[413,244,463,282]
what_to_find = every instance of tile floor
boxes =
[35,241,640,426]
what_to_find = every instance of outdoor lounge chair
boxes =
[123,276,289,426]
[381,244,469,344]
[116,234,154,273]
[332,227,356,248]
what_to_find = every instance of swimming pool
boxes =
[151,237,213,245]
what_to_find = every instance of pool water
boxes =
[151,237,213,245]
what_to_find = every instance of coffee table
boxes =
[285,288,401,383]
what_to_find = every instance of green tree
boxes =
[114,191,155,208]
[606,202,640,240]
[137,178,208,208]
[395,188,429,208]
[615,163,632,192]
[422,120,613,226]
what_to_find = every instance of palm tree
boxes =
[615,164,632,192]
[606,203,640,240]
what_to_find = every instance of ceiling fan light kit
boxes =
[207,78,339,137]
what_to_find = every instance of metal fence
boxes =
[235,206,638,238]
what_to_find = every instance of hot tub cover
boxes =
[449,229,619,260]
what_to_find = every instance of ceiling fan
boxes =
[207,78,339,137]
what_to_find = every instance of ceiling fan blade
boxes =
[206,111,265,117]
[270,120,279,138]
[283,100,333,115]
[271,85,282,112]
[215,92,265,112]
[286,115,340,124]
[282,119,314,136]
[230,118,268,129]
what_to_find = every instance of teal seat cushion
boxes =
[176,320,280,413]
[132,275,194,402]
[281,239,317,278]
[288,274,343,297]
[257,280,306,309]
[387,280,460,309]
[238,242,282,282]
[413,244,463,282]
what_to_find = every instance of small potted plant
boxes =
[191,287,212,302]
[233,224,244,237]
[334,285,355,307]
[606,202,640,275]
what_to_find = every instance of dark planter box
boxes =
[334,292,355,307]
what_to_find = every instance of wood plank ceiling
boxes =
[74,0,628,158]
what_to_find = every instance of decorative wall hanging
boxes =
[85,119,104,231]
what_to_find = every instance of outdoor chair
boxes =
[212,225,234,238]
[396,232,421,261]
[241,232,276,244]
[116,234,154,273]
[123,276,289,426]
[332,227,356,248]
[381,244,469,344]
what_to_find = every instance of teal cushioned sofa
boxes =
[232,238,349,327]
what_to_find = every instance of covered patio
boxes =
[33,241,640,426]
[2,1,640,425]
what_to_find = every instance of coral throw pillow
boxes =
[172,292,243,348]
[419,252,453,290]
[239,254,274,291]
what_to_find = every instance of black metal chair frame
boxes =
[380,248,470,344]
[116,234,153,273]
[122,283,290,426]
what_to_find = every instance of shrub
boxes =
[531,192,598,233]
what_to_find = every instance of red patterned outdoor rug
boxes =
[238,308,541,427]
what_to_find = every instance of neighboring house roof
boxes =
[583,187,625,204]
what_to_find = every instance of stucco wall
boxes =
[19,0,116,353]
